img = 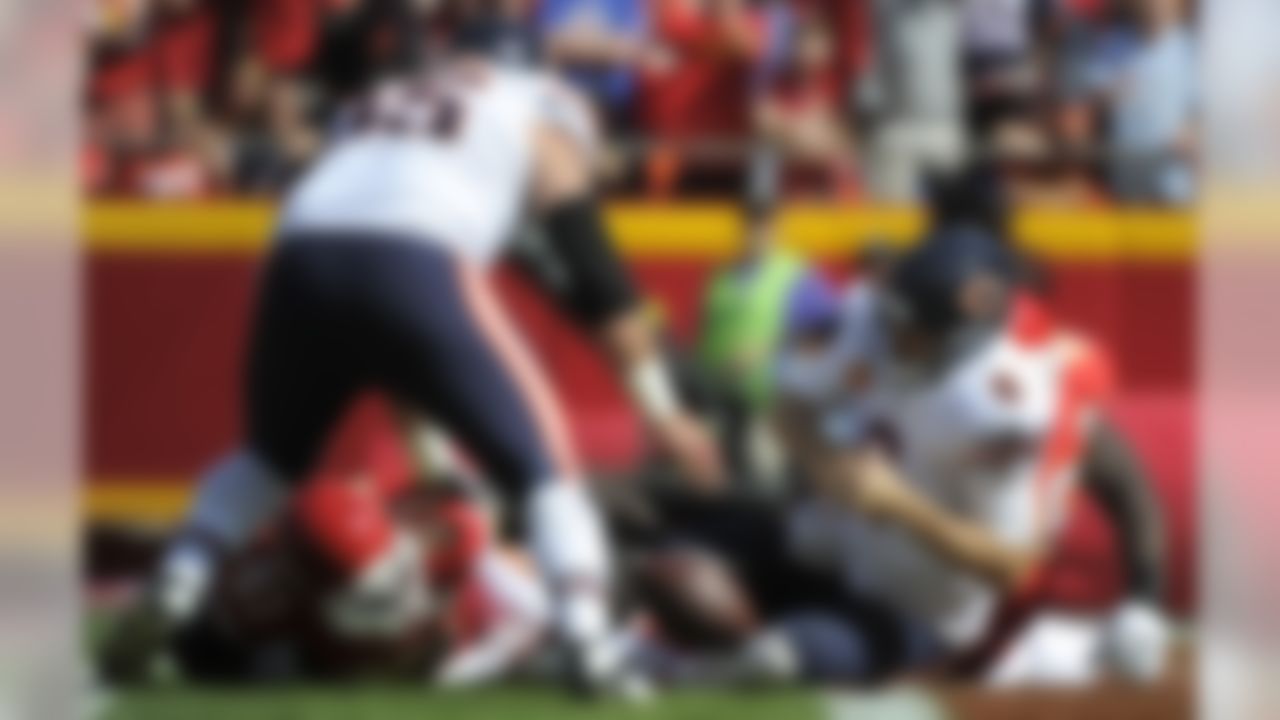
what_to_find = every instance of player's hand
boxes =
[651,412,726,493]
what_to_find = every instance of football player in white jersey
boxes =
[761,225,1108,680]
[103,3,721,693]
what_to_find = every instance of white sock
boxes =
[525,481,612,648]
[154,449,285,623]
[154,539,214,625]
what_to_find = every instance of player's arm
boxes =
[528,118,724,490]
[830,446,1048,592]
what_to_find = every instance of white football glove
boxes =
[1100,599,1171,683]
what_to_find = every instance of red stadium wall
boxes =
[84,203,1197,612]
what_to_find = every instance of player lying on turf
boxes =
[170,468,555,685]
[102,0,720,694]
[613,225,1171,687]
[769,225,1169,684]
[167,471,563,681]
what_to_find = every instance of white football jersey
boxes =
[280,61,596,263]
[781,285,1090,649]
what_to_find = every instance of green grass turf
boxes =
[89,607,821,720]
[90,600,830,720]
[102,686,823,720]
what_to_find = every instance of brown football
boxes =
[632,546,760,650]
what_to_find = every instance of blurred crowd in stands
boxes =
[85,0,1198,204]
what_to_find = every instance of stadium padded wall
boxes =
[83,203,1196,612]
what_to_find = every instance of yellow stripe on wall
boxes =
[85,202,1195,262]
[88,202,277,252]
[86,482,191,525]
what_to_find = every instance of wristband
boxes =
[627,356,680,423]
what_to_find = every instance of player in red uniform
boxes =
[174,467,553,684]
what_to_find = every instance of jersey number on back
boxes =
[356,79,471,141]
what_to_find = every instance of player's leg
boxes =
[152,451,286,625]
[367,244,617,683]
[763,548,944,683]
[767,609,932,683]
[668,605,941,688]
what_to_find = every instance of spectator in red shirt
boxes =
[87,0,221,197]
[87,0,153,193]
[150,0,216,96]
[754,10,859,198]
[789,0,871,89]
[644,0,765,140]
[249,0,321,77]
[88,0,151,105]
[640,0,769,195]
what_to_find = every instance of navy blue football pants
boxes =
[244,234,578,494]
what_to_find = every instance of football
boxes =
[631,546,760,651]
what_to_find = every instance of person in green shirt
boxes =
[697,196,827,490]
